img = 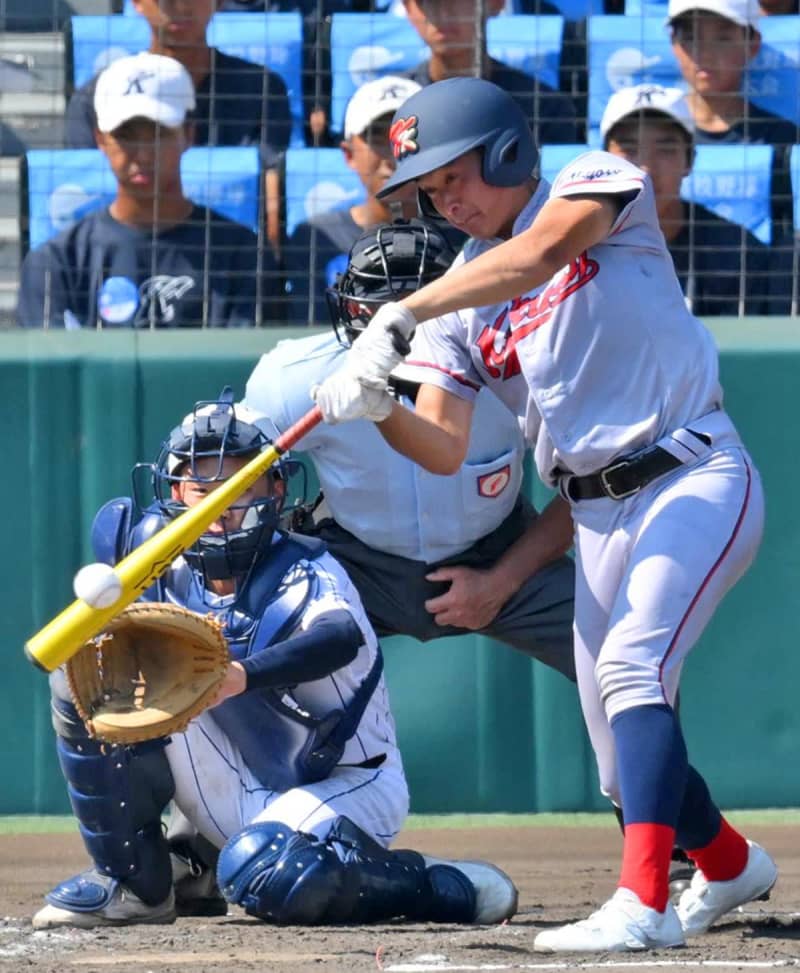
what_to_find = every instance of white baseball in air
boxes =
[73,563,123,609]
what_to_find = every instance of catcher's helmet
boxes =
[326,219,456,346]
[377,77,539,217]
[148,388,292,581]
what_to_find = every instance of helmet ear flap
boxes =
[481,127,539,188]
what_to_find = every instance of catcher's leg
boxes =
[166,804,227,917]
[32,669,176,930]
[216,815,517,925]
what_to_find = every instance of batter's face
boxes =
[605,115,691,216]
[417,150,519,239]
[171,454,281,535]
[671,12,759,96]
[97,118,188,199]
[133,0,217,48]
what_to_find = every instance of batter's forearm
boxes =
[401,196,618,323]
[377,401,468,475]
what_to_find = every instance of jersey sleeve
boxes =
[298,554,373,647]
[550,150,660,244]
[550,150,647,199]
[401,314,484,402]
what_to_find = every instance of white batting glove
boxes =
[348,302,418,388]
[311,374,394,425]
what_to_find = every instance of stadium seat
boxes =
[282,146,365,239]
[328,12,565,136]
[624,0,668,17]
[749,16,800,126]
[681,143,774,245]
[587,15,680,143]
[789,143,800,233]
[21,145,261,254]
[67,12,305,147]
[540,143,590,183]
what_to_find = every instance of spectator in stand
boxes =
[221,0,365,147]
[668,0,797,238]
[17,54,281,329]
[67,0,291,165]
[601,84,790,316]
[66,0,292,253]
[401,0,580,147]
[282,76,427,325]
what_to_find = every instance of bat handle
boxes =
[274,404,323,454]
[388,327,412,356]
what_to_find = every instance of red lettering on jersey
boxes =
[475,253,599,380]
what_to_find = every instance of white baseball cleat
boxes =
[676,840,778,937]
[33,881,176,930]
[423,857,519,923]
[534,888,686,953]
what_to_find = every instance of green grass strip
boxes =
[1,808,799,836]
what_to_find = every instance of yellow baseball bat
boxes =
[25,406,323,673]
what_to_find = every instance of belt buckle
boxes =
[600,460,641,500]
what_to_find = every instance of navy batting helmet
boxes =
[326,219,456,346]
[377,77,539,204]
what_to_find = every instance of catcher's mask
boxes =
[325,218,456,347]
[148,388,293,582]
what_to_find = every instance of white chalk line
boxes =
[384,959,800,972]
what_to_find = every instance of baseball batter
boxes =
[33,391,517,930]
[312,77,778,952]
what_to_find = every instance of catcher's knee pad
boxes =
[55,735,174,905]
[217,816,481,926]
[217,822,358,924]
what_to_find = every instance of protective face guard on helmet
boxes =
[140,388,292,584]
[326,219,457,346]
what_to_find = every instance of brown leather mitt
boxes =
[65,602,230,745]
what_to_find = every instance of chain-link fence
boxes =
[1,0,798,327]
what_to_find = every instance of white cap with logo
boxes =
[344,75,422,139]
[94,52,196,134]
[600,84,695,140]
[667,0,761,30]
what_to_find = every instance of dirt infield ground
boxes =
[0,823,797,973]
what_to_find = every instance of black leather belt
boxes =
[562,444,688,502]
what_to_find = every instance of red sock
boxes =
[687,817,748,881]
[618,822,675,912]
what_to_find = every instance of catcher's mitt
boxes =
[66,602,230,745]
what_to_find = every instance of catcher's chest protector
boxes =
[164,536,369,792]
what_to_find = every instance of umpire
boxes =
[244,219,576,674]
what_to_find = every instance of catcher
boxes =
[33,391,518,929]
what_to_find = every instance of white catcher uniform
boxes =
[164,548,409,850]
[404,151,764,804]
